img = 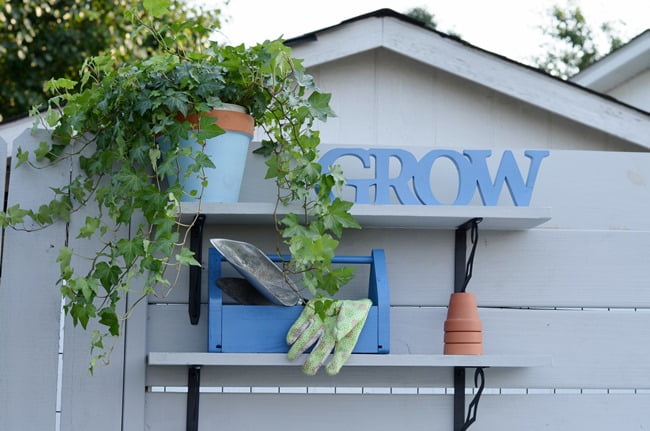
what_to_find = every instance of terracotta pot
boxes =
[444,318,482,332]
[444,331,482,344]
[180,103,255,136]
[444,343,483,355]
[444,292,483,355]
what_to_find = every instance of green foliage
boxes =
[405,7,437,30]
[4,0,358,368]
[404,6,462,39]
[0,0,221,122]
[535,2,626,79]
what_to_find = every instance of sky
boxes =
[200,0,649,66]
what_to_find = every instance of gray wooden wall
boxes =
[1,126,649,431]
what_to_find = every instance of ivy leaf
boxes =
[44,78,77,92]
[163,92,189,117]
[34,141,50,162]
[280,214,309,239]
[98,308,120,336]
[321,198,360,237]
[34,204,53,225]
[197,115,224,140]
[313,298,335,321]
[113,170,143,194]
[91,330,104,350]
[46,109,61,127]
[253,140,276,157]
[93,262,120,293]
[319,267,356,296]
[77,277,99,302]
[290,233,338,267]
[6,204,30,225]
[48,197,72,223]
[295,162,321,183]
[176,247,200,266]
[149,148,161,171]
[116,238,144,267]
[310,235,338,262]
[78,216,100,239]
[264,157,280,179]
[15,147,29,167]
[308,91,335,121]
[57,246,73,278]
[70,302,96,329]
[135,98,153,115]
[143,0,171,17]
[192,150,216,170]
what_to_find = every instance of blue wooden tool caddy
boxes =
[207,248,390,353]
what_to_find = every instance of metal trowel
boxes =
[216,277,273,305]
[210,238,303,306]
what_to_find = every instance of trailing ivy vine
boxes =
[2,2,358,370]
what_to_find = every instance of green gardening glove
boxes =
[286,299,372,376]
[286,299,324,361]
[286,299,341,375]
[325,298,372,376]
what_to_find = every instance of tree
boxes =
[535,2,625,79]
[405,7,462,39]
[0,0,222,122]
[406,7,437,30]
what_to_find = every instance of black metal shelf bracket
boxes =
[455,366,486,431]
[453,218,484,431]
[189,214,206,325]
[186,365,201,431]
[454,218,482,294]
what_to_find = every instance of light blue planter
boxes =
[162,104,254,203]
[176,129,252,202]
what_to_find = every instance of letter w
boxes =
[464,150,549,207]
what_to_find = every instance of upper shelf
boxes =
[180,202,551,230]
[148,352,552,368]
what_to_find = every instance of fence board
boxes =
[0,137,6,248]
[147,304,650,389]
[150,226,650,309]
[60,315,125,430]
[59,157,126,430]
[0,129,68,430]
[146,392,452,431]
[471,229,650,308]
[145,393,650,431]
[239,147,650,231]
[121,214,151,431]
[531,149,650,231]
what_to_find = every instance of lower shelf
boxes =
[148,352,552,368]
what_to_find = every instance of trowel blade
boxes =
[210,238,302,306]
[216,277,273,305]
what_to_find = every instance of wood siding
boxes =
[1,34,649,430]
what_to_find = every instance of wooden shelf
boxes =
[148,352,552,368]
[180,202,551,230]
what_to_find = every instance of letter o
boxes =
[413,150,475,205]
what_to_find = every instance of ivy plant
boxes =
[3,2,359,369]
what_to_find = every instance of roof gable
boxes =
[571,30,650,93]
[288,9,650,149]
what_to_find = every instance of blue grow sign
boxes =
[319,149,550,206]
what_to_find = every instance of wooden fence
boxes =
[1,129,649,430]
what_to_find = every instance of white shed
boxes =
[1,9,649,431]
[572,29,650,112]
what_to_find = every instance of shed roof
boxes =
[571,29,650,92]
[286,9,650,149]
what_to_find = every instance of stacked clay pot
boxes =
[444,292,483,355]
